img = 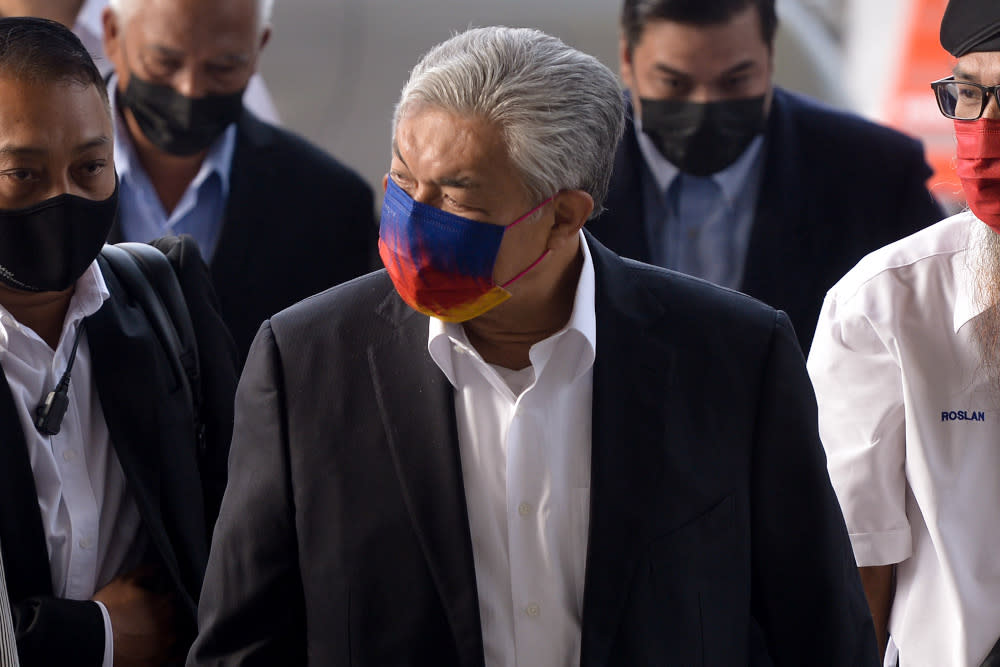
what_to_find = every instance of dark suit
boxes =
[111,110,377,364]
[0,236,238,665]
[190,233,877,666]
[587,88,945,351]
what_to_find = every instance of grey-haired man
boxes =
[191,26,877,666]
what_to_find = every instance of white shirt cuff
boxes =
[93,600,114,667]
[850,527,912,567]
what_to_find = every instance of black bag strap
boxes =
[99,243,204,451]
[982,636,1000,667]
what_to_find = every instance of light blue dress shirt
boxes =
[633,115,766,289]
[109,76,237,263]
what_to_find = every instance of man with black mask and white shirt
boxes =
[0,17,238,666]
[101,0,376,363]
[587,0,945,352]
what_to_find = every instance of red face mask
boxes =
[955,118,1000,233]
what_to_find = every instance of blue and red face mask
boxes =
[378,178,553,322]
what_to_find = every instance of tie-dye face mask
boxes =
[378,178,553,322]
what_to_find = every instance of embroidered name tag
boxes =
[941,410,986,422]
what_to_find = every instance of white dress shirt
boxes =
[0,263,146,667]
[0,545,18,667]
[808,212,1000,666]
[428,231,596,667]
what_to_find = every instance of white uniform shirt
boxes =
[808,212,1000,666]
[0,263,146,667]
[427,232,596,667]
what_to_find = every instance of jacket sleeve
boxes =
[749,312,880,665]
[149,234,240,531]
[12,597,105,666]
[187,322,306,665]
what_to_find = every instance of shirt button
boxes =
[518,502,532,517]
[525,603,540,618]
[79,537,93,549]
[62,450,77,463]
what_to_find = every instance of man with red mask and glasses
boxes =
[808,2,1000,665]
[190,26,877,665]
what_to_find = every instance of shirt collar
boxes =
[954,213,991,332]
[74,0,105,37]
[633,111,765,207]
[428,229,598,385]
[0,261,110,352]
[109,74,237,201]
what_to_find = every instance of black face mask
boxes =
[119,74,244,156]
[639,96,767,177]
[0,181,118,292]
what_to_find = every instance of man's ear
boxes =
[547,189,594,252]
[382,173,389,192]
[258,26,271,52]
[619,33,634,90]
[102,7,122,70]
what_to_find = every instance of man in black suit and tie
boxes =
[190,26,878,665]
[0,17,238,665]
[101,0,375,362]
[587,0,945,352]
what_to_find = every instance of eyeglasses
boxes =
[931,76,1000,120]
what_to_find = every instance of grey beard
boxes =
[971,222,1000,391]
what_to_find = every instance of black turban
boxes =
[941,0,1000,57]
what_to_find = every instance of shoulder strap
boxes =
[99,243,204,450]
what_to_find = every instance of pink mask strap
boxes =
[500,249,551,288]
[498,193,557,289]
[505,193,556,229]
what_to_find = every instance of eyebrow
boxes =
[719,60,757,77]
[438,176,479,189]
[74,136,113,154]
[953,66,981,83]
[0,145,45,159]
[391,142,480,189]
[0,136,112,159]
[391,140,408,169]
[149,44,251,66]
[653,63,692,80]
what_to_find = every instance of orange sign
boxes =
[883,0,963,206]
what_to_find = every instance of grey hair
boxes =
[108,0,275,33]
[393,26,625,219]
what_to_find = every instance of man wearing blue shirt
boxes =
[102,0,375,361]
[588,0,945,351]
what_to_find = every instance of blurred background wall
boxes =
[257,0,960,208]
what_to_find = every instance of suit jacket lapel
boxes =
[0,377,54,602]
[741,88,813,309]
[210,111,275,287]
[367,293,484,667]
[580,235,673,667]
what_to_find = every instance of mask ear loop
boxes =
[499,193,557,289]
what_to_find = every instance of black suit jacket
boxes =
[110,110,376,364]
[587,88,945,351]
[190,233,877,666]
[0,236,239,666]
